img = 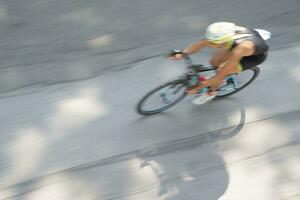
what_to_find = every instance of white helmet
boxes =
[205,22,235,44]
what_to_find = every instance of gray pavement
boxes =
[0,0,300,199]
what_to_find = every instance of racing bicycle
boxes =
[136,50,260,116]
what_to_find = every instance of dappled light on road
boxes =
[290,66,300,83]
[4,128,47,187]
[87,35,113,48]
[24,174,97,200]
[0,187,15,199]
[219,108,300,200]
[218,159,275,200]
[51,87,108,131]
[0,3,7,20]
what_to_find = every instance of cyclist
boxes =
[171,22,269,104]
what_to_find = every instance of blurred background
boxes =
[0,0,300,199]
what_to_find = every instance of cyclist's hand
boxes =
[168,50,184,60]
[170,53,184,60]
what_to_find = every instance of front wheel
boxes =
[215,67,260,99]
[136,80,187,115]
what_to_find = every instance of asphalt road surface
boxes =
[0,0,300,199]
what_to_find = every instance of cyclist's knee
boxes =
[209,58,220,67]
[210,58,228,68]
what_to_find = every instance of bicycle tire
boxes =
[136,80,187,115]
[215,67,260,99]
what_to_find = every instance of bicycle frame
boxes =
[182,55,214,87]
[181,55,239,91]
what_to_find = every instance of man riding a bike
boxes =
[171,22,269,104]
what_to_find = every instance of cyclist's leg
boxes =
[217,53,268,76]
[209,64,240,90]
[209,49,232,68]
[209,54,267,90]
[188,61,241,93]
[208,53,268,91]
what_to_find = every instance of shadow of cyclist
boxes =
[136,100,245,199]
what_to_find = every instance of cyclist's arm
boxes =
[183,39,209,55]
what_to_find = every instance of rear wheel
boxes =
[137,80,187,115]
[215,67,260,99]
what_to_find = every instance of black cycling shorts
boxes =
[239,53,268,71]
